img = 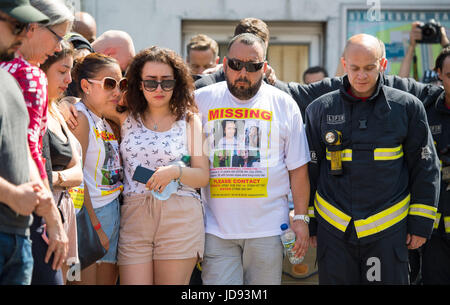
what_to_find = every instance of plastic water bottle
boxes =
[280,223,304,264]
[151,155,190,201]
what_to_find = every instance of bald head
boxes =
[92,30,136,72]
[73,12,97,43]
[341,34,388,98]
[343,34,384,60]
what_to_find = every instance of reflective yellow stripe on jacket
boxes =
[354,195,410,238]
[325,145,403,162]
[325,149,352,161]
[314,193,351,233]
[434,214,450,233]
[373,145,404,161]
[409,204,437,220]
[313,193,421,239]
[434,213,442,229]
[308,206,315,218]
[445,217,450,234]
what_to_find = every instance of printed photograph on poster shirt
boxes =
[207,108,272,198]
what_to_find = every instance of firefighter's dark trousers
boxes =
[316,223,409,285]
[422,234,450,285]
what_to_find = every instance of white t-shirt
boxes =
[195,81,310,239]
[70,102,123,209]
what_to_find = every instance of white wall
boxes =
[79,0,450,76]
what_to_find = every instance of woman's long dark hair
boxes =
[125,46,198,122]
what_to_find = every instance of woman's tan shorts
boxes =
[117,193,204,266]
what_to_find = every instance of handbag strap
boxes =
[56,190,66,224]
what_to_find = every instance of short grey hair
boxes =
[227,33,267,60]
[30,0,74,27]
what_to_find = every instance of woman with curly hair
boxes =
[116,46,209,284]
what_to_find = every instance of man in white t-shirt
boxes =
[195,33,311,284]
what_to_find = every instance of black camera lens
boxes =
[423,25,436,37]
[417,19,442,44]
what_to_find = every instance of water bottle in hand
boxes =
[280,223,304,264]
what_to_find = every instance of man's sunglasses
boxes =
[227,58,265,72]
[0,16,28,35]
[142,79,176,92]
[88,77,128,92]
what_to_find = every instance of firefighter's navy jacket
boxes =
[305,75,441,244]
[425,91,450,239]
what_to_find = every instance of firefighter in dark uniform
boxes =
[304,34,441,284]
[421,47,450,284]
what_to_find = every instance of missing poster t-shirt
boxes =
[195,81,310,239]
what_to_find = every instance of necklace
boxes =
[144,112,172,131]
[150,118,158,131]
[84,103,108,133]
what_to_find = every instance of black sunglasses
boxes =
[142,79,176,92]
[227,58,265,72]
[0,16,28,35]
[88,77,128,92]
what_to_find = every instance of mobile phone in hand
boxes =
[132,165,155,184]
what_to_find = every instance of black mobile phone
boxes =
[132,165,155,184]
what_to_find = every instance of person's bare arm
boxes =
[29,146,69,270]
[50,110,83,188]
[0,177,41,216]
[57,96,80,130]
[289,164,310,259]
[398,22,422,78]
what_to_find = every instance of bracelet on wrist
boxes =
[94,222,101,231]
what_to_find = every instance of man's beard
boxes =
[226,76,263,100]
[0,42,20,62]
[0,50,15,62]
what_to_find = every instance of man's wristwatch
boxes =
[293,214,310,224]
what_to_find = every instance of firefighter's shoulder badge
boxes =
[421,146,432,160]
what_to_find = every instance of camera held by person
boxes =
[417,19,443,44]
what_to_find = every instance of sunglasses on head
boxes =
[88,77,128,92]
[141,79,176,92]
[0,16,28,35]
[227,58,265,72]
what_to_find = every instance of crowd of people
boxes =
[0,0,449,286]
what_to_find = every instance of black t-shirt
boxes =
[0,69,32,236]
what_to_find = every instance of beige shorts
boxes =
[117,193,204,266]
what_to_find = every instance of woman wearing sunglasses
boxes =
[40,41,83,284]
[109,46,209,285]
[0,0,73,285]
[70,53,125,285]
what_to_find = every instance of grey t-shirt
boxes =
[0,69,32,236]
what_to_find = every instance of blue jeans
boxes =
[0,232,33,285]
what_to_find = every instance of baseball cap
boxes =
[66,32,94,53]
[0,0,49,24]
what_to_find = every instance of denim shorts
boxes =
[93,198,120,264]
[0,232,33,285]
